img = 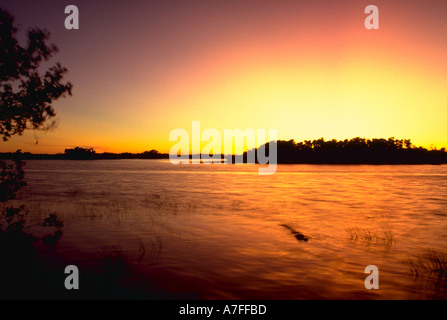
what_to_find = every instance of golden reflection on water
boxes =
[16,160,447,299]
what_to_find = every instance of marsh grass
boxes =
[76,200,131,223]
[408,250,447,299]
[87,239,151,289]
[17,192,198,225]
[145,236,163,259]
[347,227,397,246]
[52,236,184,299]
[92,237,162,273]
[94,245,133,280]
[408,250,447,279]
[365,211,391,222]
[144,193,197,215]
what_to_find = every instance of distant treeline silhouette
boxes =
[1,137,446,164]
[243,137,447,164]
[0,147,168,160]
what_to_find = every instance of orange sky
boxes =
[1,0,447,154]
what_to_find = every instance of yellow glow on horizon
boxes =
[145,47,447,154]
[2,18,447,154]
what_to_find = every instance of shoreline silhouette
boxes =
[1,137,446,164]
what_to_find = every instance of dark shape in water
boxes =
[280,224,309,242]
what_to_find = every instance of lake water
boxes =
[13,160,447,299]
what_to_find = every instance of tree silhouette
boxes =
[0,7,72,141]
[0,9,67,293]
[246,137,447,164]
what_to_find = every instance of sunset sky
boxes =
[1,0,447,154]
